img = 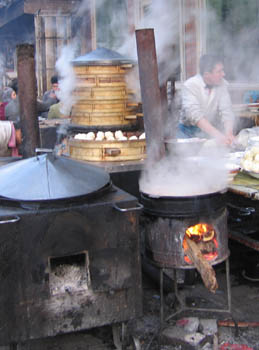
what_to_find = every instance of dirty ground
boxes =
[10,240,259,350]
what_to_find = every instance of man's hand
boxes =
[224,131,235,146]
[49,90,57,99]
[197,117,235,146]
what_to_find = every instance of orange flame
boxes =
[186,223,215,242]
[183,223,218,264]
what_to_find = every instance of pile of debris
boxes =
[161,316,218,349]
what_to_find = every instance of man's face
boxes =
[52,83,59,91]
[204,63,225,86]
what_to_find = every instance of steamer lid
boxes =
[72,47,136,66]
[0,153,111,202]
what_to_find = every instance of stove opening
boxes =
[183,223,218,264]
[49,251,91,295]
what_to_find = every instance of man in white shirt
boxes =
[178,54,235,145]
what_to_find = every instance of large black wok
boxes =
[140,190,227,218]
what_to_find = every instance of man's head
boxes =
[9,78,18,94]
[199,54,225,86]
[51,75,59,91]
[2,87,16,103]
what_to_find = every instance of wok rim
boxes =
[140,188,227,200]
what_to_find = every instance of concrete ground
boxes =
[129,238,259,349]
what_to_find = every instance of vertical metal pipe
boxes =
[80,8,94,54]
[226,258,232,314]
[184,0,198,78]
[135,29,165,163]
[80,0,96,53]
[17,44,40,158]
[160,268,164,325]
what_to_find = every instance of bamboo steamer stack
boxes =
[69,47,146,162]
[71,47,139,127]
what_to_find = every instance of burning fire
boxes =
[183,223,218,264]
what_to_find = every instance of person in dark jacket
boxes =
[5,80,49,121]
[3,87,19,124]
[42,75,60,114]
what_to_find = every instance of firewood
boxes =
[185,237,218,293]
[196,240,215,254]
[218,320,259,328]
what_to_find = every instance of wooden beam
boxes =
[24,0,81,14]
[0,0,25,28]
[0,0,81,28]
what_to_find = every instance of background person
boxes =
[47,101,71,119]
[178,54,235,145]
[243,90,259,104]
[41,75,60,117]
[0,88,12,121]
[4,86,20,124]
[0,120,21,157]
[5,80,49,121]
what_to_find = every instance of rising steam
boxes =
[55,45,77,116]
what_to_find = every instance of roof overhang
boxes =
[0,0,81,28]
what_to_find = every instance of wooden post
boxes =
[17,44,40,158]
[44,16,56,90]
[56,16,66,58]
[34,14,46,97]
[34,12,72,95]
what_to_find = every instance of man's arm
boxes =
[197,117,232,145]
[42,90,58,108]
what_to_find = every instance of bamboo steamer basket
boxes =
[71,48,139,127]
[69,138,146,162]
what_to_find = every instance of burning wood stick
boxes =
[218,320,259,328]
[185,237,218,293]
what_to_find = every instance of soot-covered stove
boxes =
[140,188,231,320]
[141,190,229,269]
[0,154,143,346]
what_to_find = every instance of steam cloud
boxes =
[140,143,229,197]
[55,45,77,116]
[52,0,248,196]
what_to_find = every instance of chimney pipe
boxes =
[135,28,165,164]
[17,44,40,158]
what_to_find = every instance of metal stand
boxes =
[159,258,232,324]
